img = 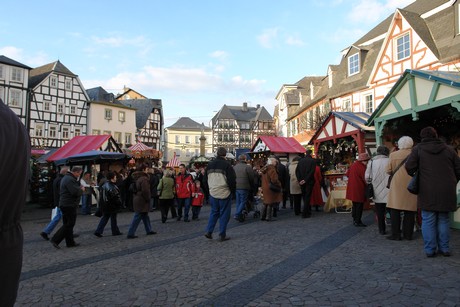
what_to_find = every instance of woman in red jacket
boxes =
[310,160,324,211]
[346,153,370,227]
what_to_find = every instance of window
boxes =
[74,128,81,136]
[49,126,57,138]
[195,149,199,156]
[70,106,76,114]
[396,33,410,61]
[65,79,72,90]
[57,103,64,113]
[185,136,190,143]
[35,124,44,137]
[44,101,50,111]
[11,67,22,82]
[105,109,112,120]
[50,76,57,87]
[186,149,191,157]
[195,136,200,143]
[114,132,122,144]
[118,111,125,122]
[92,129,101,135]
[125,133,132,145]
[348,53,359,76]
[10,90,21,107]
[103,130,111,135]
[343,98,351,111]
[364,94,374,113]
[0,87,3,101]
[0,65,4,79]
[62,127,69,139]
[175,135,180,144]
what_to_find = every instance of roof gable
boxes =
[29,60,76,88]
[167,117,211,131]
[0,55,31,69]
[118,99,162,129]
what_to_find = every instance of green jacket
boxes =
[158,177,175,199]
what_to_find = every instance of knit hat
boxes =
[420,126,438,139]
[216,147,227,157]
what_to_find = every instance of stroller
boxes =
[238,194,261,221]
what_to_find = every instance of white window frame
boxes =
[396,33,410,61]
[70,105,76,114]
[92,129,101,135]
[364,93,374,113]
[185,136,190,143]
[11,67,22,82]
[125,133,132,145]
[49,125,57,138]
[118,111,125,122]
[57,103,64,113]
[175,135,180,144]
[0,65,4,79]
[10,89,21,107]
[50,76,57,87]
[343,98,351,112]
[114,132,122,144]
[348,53,359,76]
[65,79,72,90]
[35,124,44,137]
[103,130,111,136]
[44,101,50,111]
[195,136,199,144]
[62,127,70,139]
[105,108,112,120]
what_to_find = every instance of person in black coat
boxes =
[94,171,123,237]
[295,149,316,218]
[0,99,30,307]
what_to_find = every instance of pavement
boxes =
[16,202,460,306]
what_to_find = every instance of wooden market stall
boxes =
[248,135,305,166]
[367,69,460,228]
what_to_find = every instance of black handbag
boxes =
[366,161,374,199]
[407,171,419,194]
[269,181,281,193]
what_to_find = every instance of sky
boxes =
[1,0,415,128]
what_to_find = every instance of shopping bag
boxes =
[51,207,58,220]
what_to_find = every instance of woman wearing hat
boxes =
[346,152,371,227]
[386,136,417,241]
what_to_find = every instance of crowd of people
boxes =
[39,127,459,258]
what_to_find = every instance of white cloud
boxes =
[257,28,279,49]
[209,50,228,60]
[285,36,306,46]
[347,0,416,24]
[91,34,150,48]
[0,46,49,67]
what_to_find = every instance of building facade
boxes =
[28,60,89,149]
[211,102,275,154]
[164,117,212,164]
[0,55,31,125]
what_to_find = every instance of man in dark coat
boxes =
[233,154,255,221]
[295,149,316,218]
[50,166,84,248]
[405,126,460,257]
[0,99,30,307]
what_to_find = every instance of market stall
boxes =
[248,135,305,166]
[367,69,460,228]
[124,141,163,167]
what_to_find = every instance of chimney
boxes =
[256,104,260,109]
[242,102,248,112]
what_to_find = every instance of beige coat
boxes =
[386,148,417,211]
[288,161,302,195]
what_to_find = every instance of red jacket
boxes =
[191,186,204,207]
[310,166,324,206]
[175,173,193,199]
[346,161,367,202]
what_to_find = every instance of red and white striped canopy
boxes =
[166,152,181,167]
[129,142,152,152]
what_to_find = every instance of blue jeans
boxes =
[127,212,152,236]
[95,213,120,235]
[205,195,232,237]
[421,210,450,254]
[81,194,92,215]
[177,197,191,221]
[235,189,249,218]
[43,207,62,234]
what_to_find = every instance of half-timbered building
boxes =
[0,55,31,125]
[116,88,163,150]
[28,60,89,149]
[281,0,460,150]
[211,102,275,154]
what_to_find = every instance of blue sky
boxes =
[1,0,414,127]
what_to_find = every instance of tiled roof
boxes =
[29,60,76,88]
[0,55,31,69]
[118,99,163,129]
[167,117,211,131]
[211,103,273,126]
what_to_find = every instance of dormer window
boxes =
[396,33,410,61]
[348,53,360,76]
